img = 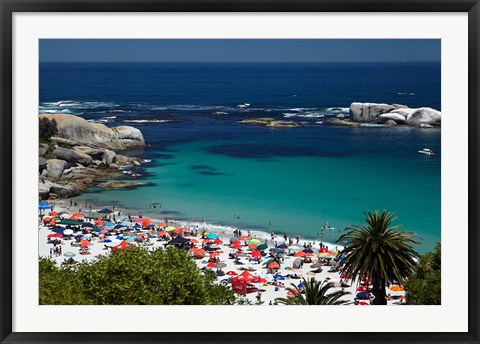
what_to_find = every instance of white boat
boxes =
[236,103,251,109]
[418,148,435,156]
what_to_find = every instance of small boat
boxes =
[418,148,435,156]
[236,103,251,109]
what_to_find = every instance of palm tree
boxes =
[275,278,350,305]
[337,210,420,305]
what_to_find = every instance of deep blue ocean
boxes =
[40,62,441,253]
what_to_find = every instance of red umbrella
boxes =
[157,222,167,227]
[249,244,258,250]
[235,270,256,282]
[214,239,223,244]
[231,240,241,246]
[209,252,220,257]
[70,213,84,220]
[251,250,261,258]
[319,247,328,253]
[157,231,167,236]
[358,301,370,305]
[294,251,307,257]
[190,238,199,244]
[47,233,62,238]
[188,247,198,253]
[258,278,267,283]
[357,286,367,292]
[206,262,215,268]
[226,271,238,276]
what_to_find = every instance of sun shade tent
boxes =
[56,219,85,226]
[38,201,53,210]
[168,236,190,246]
[97,208,114,214]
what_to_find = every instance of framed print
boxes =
[1,1,479,344]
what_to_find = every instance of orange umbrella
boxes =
[240,235,249,240]
[49,211,58,217]
[141,219,151,228]
[157,222,167,227]
[390,285,404,291]
[249,244,258,250]
[70,213,84,220]
[202,239,211,244]
[49,218,56,226]
[188,247,198,253]
[294,251,307,257]
[209,252,220,257]
[194,249,205,256]
[267,261,280,269]
[190,238,199,244]
[157,231,166,236]
[173,228,183,234]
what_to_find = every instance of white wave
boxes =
[316,121,324,124]
[283,112,325,119]
[143,159,152,163]
[123,119,172,123]
[282,113,298,118]
[360,123,385,127]
[327,107,350,112]
[102,116,117,119]
[287,107,316,111]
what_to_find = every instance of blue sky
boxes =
[39,39,440,63]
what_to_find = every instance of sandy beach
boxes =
[39,199,405,305]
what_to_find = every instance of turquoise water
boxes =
[76,134,440,253]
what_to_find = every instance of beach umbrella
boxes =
[256,243,268,251]
[103,239,112,243]
[141,219,152,228]
[277,244,289,249]
[267,261,280,270]
[194,248,205,256]
[302,248,314,253]
[390,285,405,291]
[226,271,238,276]
[357,286,368,292]
[284,266,294,271]
[157,222,167,227]
[207,262,215,268]
[356,291,371,300]
[318,252,335,258]
[209,252,220,257]
[214,239,223,245]
[205,233,219,239]
[165,226,176,232]
[273,274,285,280]
[47,233,62,238]
[319,247,329,253]
[74,234,83,239]
[269,248,282,253]
[231,240,241,245]
[357,301,370,305]
[63,252,76,257]
[99,229,109,235]
[49,211,58,217]
[69,213,84,220]
[248,238,261,245]
[97,208,113,214]
[236,270,257,282]
[249,244,258,250]
[251,251,262,258]
[157,231,167,236]
[240,235,249,240]
[63,229,74,236]
[293,258,303,269]
[190,238,199,244]
[39,201,53,210]
[294,251,307,257]
[311,262,323,269]
[229,237,238,243]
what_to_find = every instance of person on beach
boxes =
[296,234,300,244]
[271,232,275,240]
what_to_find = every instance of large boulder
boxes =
[102,149,116,165]
[377,113,407,124]
[390,108,416,118]
[73,146,104,160]
[39,179,54,199]
[39,114,145,150]
[46,159,67,180]
[49,183,81,198]
[50,136,81,147]
[349,103,395,123]
[51,147,93,166]
[406,107,441,126]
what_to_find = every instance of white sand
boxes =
[39,200,405,305]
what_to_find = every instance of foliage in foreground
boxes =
[275,278,350,305]
[337,210,420,305]
[39,117,58,142]
[39,247,236,305]
[405,242,441,305]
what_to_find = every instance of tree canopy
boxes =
[39,117,58,142]
[39,247,236,305]
[275,278,350,305]
[336,210,420,305]
[405,242,441,305]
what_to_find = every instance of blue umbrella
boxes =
[63,252,76,257]
[38,201,53,210]
[104,221,115,227]
[356,291,371,300]
[120,221,132,226]
[277,244,289,249]
[116,235,123,240]
[269,248,282,253]
[302,249,314,253]
[98,208,113,214]
[114,224,124,229]
[74,234,83,239]
[273,274,285,280]
[206,233,219,239]
[103,239,112,243]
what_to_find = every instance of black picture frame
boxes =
[1,1,479,343]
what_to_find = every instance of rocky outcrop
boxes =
[50,136,81,147]
[97,181,147,189]
[384,119,398,126]
[239,118,300,128]
[349,102,441,127]
[102,149,116,165]
[39,114,145,150]
[326,119,360,126]
[46,159,67,180]
[51,147,94,166]
[377,113,407,124]
[349,103,395,123]
[405,107,441,126]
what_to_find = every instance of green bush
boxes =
[39,117,58,141]
[39,247,236,305]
